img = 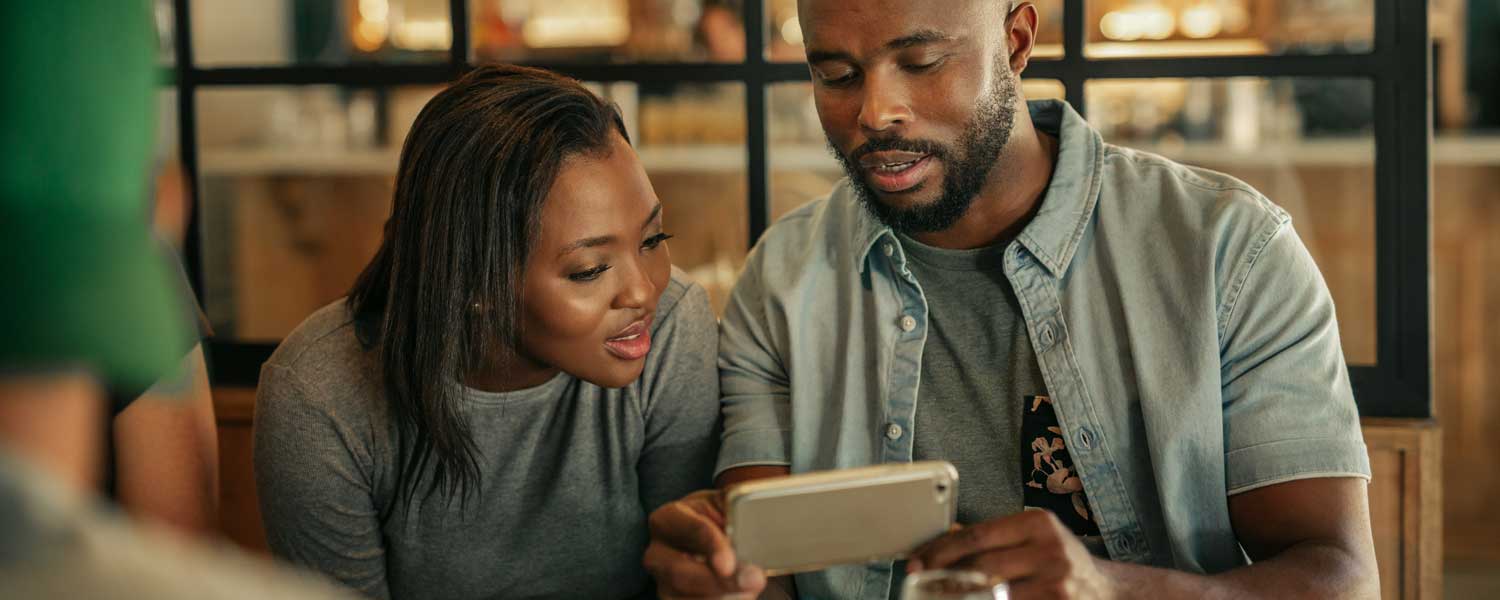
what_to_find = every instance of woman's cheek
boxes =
[526,280,611,342]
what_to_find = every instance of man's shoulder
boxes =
[1097,143,1290,241]
[744,179,868,284]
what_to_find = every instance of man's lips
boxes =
[604,316,653,361]
[858,151,937,194]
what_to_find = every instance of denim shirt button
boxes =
[1037,321,1057,350]
[885,423,904,440]
[883,242,895,257]
[1118,535,1135,553]
[1078,428,1095,450]
[899,315,917,332]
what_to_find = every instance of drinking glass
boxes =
[900,569,1009,600]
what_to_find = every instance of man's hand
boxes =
[909,510,1115,600]
[644,490,767,599]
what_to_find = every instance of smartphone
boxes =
[724,461,959,576]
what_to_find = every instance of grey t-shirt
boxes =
[254,271,721,600]
[900,235,1046,525]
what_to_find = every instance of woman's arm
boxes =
[636,282,723,513]
[113,344,219,533]
[254,363,390,599]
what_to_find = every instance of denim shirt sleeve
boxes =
[715,254,794,477]
[1218,214,1372,495]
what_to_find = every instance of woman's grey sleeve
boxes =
[636,282,723,512]
[254,363,390,599]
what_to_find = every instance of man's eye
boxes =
[568,265,611,282]
[642,233,674,250]
[816,67,858,86]
[905,57,947,72]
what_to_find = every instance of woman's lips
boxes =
[604,317,653,361]
[861,154,936,194]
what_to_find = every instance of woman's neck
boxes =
[464,354,560,393]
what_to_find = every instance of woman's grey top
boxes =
[254,272,721,600]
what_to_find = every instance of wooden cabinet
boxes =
[1364,420,1444,600]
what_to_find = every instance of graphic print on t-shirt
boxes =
[1021,395,1101,536]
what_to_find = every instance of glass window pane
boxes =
[768,80,1066,223]
[616,82,748,314]
[1031,0,1065,59]
[471,0,744,64]
[764,0,1064,62]
[196,85,438,341]
[191,0,451,67]
[1087,77,1376,365]
[1085,0,1373,58]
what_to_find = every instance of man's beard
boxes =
[832,62,1019,235]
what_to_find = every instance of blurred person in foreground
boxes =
[107,188,219,534]
[645,1,1378,599]
[0,3,355,598]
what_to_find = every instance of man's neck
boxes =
[910,113,1059,251]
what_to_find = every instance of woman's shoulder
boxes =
[266,301,366,371]
[652,267,715,336]
[259,300,385,415]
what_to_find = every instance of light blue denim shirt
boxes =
[716,100,1371,600]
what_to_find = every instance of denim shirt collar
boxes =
[854,99,1103,278]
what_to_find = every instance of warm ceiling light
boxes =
[1101,4,1176,42]
[358,0,389,24]
[393,19,452,51]
[1180,3,1224,39]
[780,17,803,46]
[521,0,631,48]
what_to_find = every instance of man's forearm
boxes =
[1099,540,1379,600]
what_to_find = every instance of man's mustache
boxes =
[845,136,950,164]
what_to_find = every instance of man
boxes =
[0,3,354,597]
[645,1,1377,598]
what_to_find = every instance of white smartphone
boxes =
[724,461,959,576]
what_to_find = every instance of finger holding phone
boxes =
[908,510,1116,600]
[644,490,768,599]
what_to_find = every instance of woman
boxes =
[253,65,721,599]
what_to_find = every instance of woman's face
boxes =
[515,132,673,389]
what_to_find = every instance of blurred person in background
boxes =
[0,3,358,598]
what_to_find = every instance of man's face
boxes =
[799,0,1020,234]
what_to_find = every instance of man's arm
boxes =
[910,477,1377,599]
[1105,477,1378,599]
[113,343,219,533]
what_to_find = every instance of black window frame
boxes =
[169,0,1432,418]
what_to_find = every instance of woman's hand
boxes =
[643,490,767,599]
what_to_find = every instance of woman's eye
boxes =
[642,233,674,250]
[568,265,611,282]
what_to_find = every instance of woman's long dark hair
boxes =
[347,65,629,506]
